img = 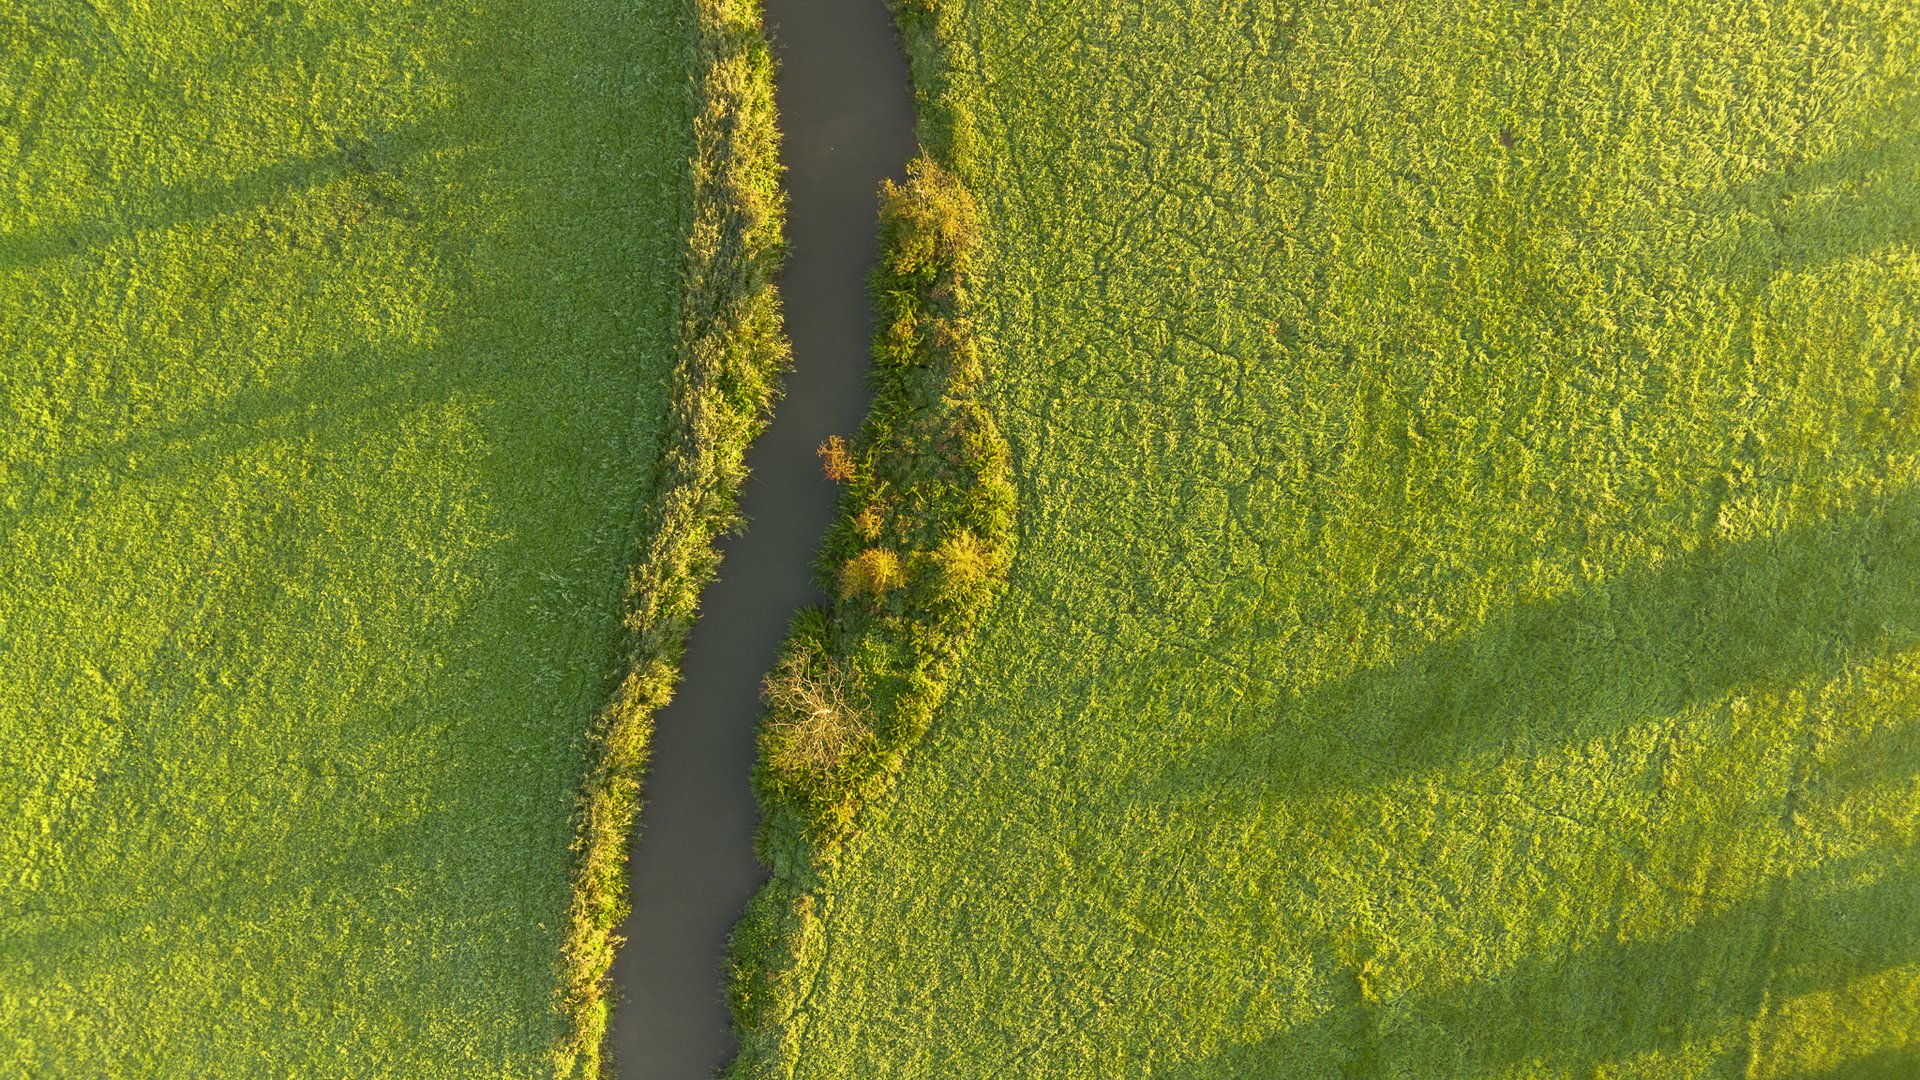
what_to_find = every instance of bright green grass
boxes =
[1,2,691,1071]
[774,0,1920,1075]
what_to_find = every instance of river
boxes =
[607,1,917,1074]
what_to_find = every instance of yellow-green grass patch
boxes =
[740,0,1920,1075]
[0,1,727,1073]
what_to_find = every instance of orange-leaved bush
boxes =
[818,434,855,482]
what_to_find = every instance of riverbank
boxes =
[556,1,791,1073]
[722,0,1017,1073]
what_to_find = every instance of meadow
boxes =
[0,1,782,1073]
[734,0,1920,1075]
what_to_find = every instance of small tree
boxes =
[853,504,886,541]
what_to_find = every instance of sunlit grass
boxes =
[763,0,1920,1075]
[0,1,693,1072]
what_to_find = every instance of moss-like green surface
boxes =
[1,2,693,1071]
[768,0,1920,1075]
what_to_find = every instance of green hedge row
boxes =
[555,1,789,1075]
[724,1,1015,1073]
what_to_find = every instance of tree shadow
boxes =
[1138,489,1920,1078]
[1787,1046,1920,1080]
[1719,95,1920,279]
[1148,488,1920,808]
[0,684,456,962]
[0,125,435,271]
[1154,846,1920,1078]
[0,338,516,550]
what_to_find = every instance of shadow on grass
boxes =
[1789,1046,1920,1079]
[1154,846,1919,1078]
[1724,96,1920,278]
[1151,489,1920,807]
[0,329,536,557]
[0,126,435,271]
[1139,489,1920,1078]
[2,0,694,1065]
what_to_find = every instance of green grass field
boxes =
[1,2,697,1071]
[751,0,1920,1075]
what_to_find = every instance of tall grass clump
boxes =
[931,529,994,608]
[837,546,906,600]
[724,1,1014,1072]
[554,0,788,1074]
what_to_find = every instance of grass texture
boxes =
[739,0,1920,1076]
[0,2,783,1074]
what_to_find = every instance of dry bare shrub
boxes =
[763,653,868,779]
[838,546,904,600]
[818,435,855,482]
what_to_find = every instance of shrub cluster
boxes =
[554,2,789,1075]
[726,3,1015,1072]
[750,152,1010,837]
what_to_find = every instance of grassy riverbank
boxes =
[735,0,1920,1075]
[0,2,784,1074]
[563,0,786,1072]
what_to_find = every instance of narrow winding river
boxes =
[608,2,917,1075]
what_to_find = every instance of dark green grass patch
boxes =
[738,0,1920,1076]
[0,2,764,1074]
